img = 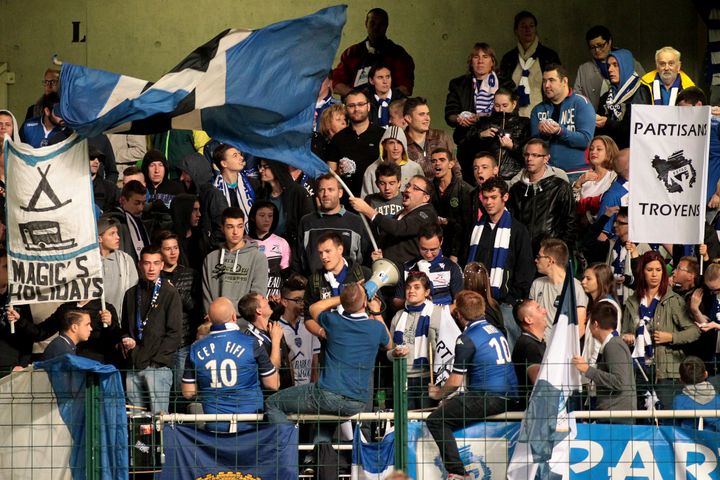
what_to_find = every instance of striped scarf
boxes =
[393,300,433,369]
[375,93,391,128]
[472,72,498,116]
[633,296,659,364]
[605,72,640,120]
[467,209,512,298]
[652,74,682,106]
[610,240,628,303]
[516,55,536,107]
[324,260,349,296]
[213,173,255,228]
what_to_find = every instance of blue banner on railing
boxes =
[407,420,720,479]
[158,423,299,480]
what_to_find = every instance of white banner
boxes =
[4,134,103,304]
[629,105,710,244]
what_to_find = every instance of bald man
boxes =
[182,297,278,432]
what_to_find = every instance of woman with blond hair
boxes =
[572,135,619,217]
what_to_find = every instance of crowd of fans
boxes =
[2,7,720,479]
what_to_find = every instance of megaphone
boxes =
[365,259,400,299]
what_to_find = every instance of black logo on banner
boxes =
[19,165,76,250]
[651,150,697,193]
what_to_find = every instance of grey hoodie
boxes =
[360,125,423,197]
[201,240,269,313]
[682,381,717,405]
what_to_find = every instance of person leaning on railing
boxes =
[621,250,699,410]
[572,302,636,423]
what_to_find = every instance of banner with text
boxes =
[408,421,720,479]
[629,105,710,244]
[4,134,103,304]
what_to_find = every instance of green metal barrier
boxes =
[84,372,101,480]
[392,357,408,472]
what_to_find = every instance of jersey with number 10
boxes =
[453,319,518,395]
[183,327,275,415]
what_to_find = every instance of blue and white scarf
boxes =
[652,74,682,106]
[472,72,498,116]
[213,173,256,228]
[516,55,536,107]
[467,209,512,298]
[605,73,640,120]
[610,240,628,303]
[324,260,349,296]
[393,300,433,369]
[633,296,659,364]
[375,93,391,128]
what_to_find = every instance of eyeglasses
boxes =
[42,79,59,86]
[405,183,429,195]
[282,297,304,305]
[523,153,547,159]
[346,101,368,109]
[614,220,628,226]
[589,41,608,51]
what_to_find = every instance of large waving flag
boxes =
[0,355,128,480]
[507,262,582,479]
[58,6,346,177]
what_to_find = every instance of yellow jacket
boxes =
[640,70,695,104]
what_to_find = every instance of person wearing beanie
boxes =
[141,149,185,209]
[360,124,423,197]
[89,146,118,213]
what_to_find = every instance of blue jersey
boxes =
[318,310,389,402]
[453,319,518,395]
[183,324,275,428]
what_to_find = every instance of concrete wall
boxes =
[0,0,706,129]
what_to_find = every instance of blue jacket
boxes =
[20,116,66,148]
[530,92,596,174]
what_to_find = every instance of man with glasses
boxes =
[574,26,645,111]
[24,68,60,122]
[350,175,438,268]
[327,89,384,198]
[530,64,595,179]
[640,46,695,105]
[277,274,320,386]
[507,139,575,254]
[530,238,588,340]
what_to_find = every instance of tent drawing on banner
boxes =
[21,165,72,212]
[18,165,76,251]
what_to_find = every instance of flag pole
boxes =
[428,342,434,385]
[329,170,379,251]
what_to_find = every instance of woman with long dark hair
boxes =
[621,251,699,408]
[257,158,314,248]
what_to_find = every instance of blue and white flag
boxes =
[4,134,103,304]
[351,424,395,480]
[507,262,582,480]
[0,355,128,480]
[160,423,299,479]
[58,6,346,178]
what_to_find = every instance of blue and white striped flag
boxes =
[58,6,346,177]
[507,261,582,480]
[0,355,128,480]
